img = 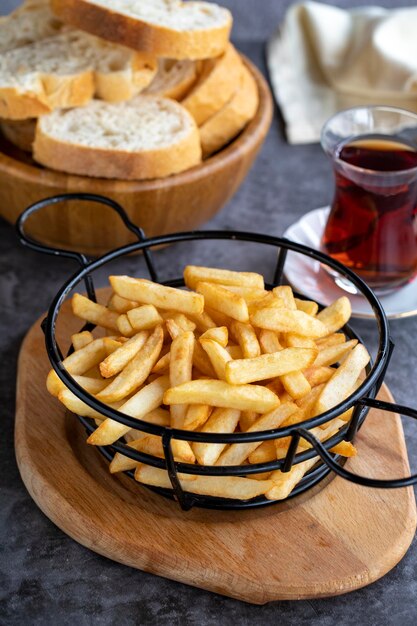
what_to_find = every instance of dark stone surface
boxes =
[1,2,417,625]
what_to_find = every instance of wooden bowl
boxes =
[0,57,272,256]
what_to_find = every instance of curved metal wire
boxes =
[16,193,417,510]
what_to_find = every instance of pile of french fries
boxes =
[46,265,370,502]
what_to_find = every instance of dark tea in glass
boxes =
[321,107,417,293]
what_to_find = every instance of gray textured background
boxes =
[1,1,417,625]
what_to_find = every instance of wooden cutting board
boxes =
[15,305,417,604]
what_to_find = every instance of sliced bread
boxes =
[181,44,243,126]
[0,118,36,152]
[199,65,259,157]
[0,30,157,119]
[0,0,63,53]
[33,95,202,180]
[144,59,198,101]
[51,0,232,60]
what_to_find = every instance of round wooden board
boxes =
[15,309,417,605]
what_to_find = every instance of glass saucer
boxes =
[283,207,417,320]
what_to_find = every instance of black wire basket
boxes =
[17,193,417,511]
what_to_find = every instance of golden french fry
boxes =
[314,339,358,367]
[96,326,164,403]
[152,351,171,374]
[164,379,280,413]
[128,435,196,463]
[100,332,149,378]
[58,388,122,420]
[200,338,231,381]
[331,440,357,457]
[166,312,196,332]
[265,457,318,500]
[109,409,171,473]
[108,293,138,313]
[184,265,264,291]
[248,292,283,315]
[230,321,261,358]
[316,333,346,348]
[248,440,276,464]
[116,314,136,337]
[170,330,195,427]
[72,293,119,331]
[315,344,370,415]
[204,306,233,327]
[239,410,259,432]
[216,403,299,467]
[225,345,243,359]
[71,331,94,351]
[192,407,240,465]
[294,298,319,316]
[135,464,272,500]
[316,296,351,333]
[61,338,107,375]
[284,333,316,349]
[184,404,211,430]
[303,366,334,386]
[46,371,110,397]
[88,375,170,445]
[196,281,249,322]
[110,275,204,315]
[272,286,296,310]
[126,304,163,330]
[225,348,317,385]
[251,308,327,338]
[280,371,311,400]
[103,337,123,354]
[199,326,228,347]
[219,285,268,301]
[188,310,216,332]
[167,320,216,378]
[258,329,283,354]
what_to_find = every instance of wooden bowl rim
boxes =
[0,56,273,191]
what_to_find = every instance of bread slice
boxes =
[0,30,157,120]
[0,118,36,152]
[33,96,202,180]
[199,65,259,158]
[181,44,243,126]
[51,0,232,60]
[144,59,198,101]
[0,0,63,53]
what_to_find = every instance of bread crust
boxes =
[200,65,259,158]
[33,104,203,180]
[181,44,243,126]
[51,0,232,60]
[0,72,94,120]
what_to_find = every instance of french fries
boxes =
[96,326,163,402]
[196,281,249,322]
[110,276,204,315]
[164,379,280,413]
[192,408,240,465]
[72,293,119,331]
[169,331,194,427]
[48,265,367,503]
[225,348,316,384]
[184,265,264,291]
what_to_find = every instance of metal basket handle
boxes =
[16,193,159,297]
[296,398,417,488]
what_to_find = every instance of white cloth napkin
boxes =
[267,2,417,144]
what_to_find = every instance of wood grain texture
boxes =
[0,56,272,257]
[15,303,417,605]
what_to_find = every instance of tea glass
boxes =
[321,106,417,294]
